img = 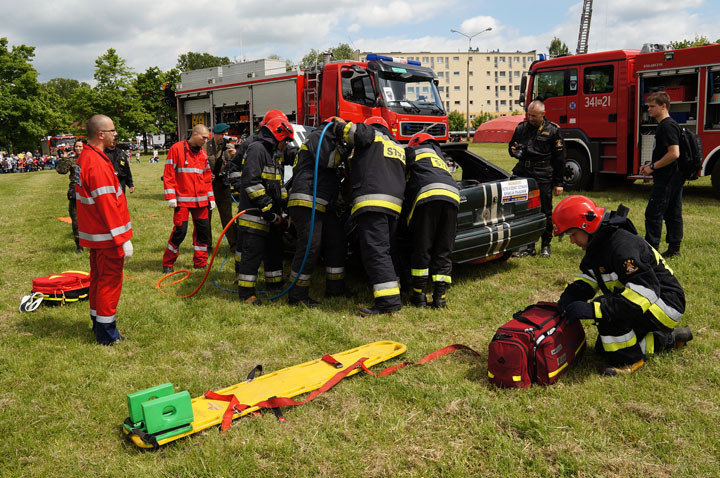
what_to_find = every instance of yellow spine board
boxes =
[125,340,406,448]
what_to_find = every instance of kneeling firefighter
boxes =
[403,132,460,308]
[553,195,693,376]
[234,117,294,304]
[287,118,352,306]
[334,116,406,316]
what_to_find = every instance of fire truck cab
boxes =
[523,44,720,198]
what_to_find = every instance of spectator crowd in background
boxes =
[0,150,57,173]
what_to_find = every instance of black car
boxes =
[439,142,545,263]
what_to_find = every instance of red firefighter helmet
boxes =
[408,132,434,147]
[264,117,294,142]
[260,109,288,128]
[552,195,605,236]
[364,116,389,129]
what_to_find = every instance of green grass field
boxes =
[1,144,719,477]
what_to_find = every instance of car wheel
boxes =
[563,149,592,191]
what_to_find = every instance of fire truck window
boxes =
[533,70,566,99]
[584,66,614,94]
[342,73,376,106]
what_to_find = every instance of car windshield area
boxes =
[377,72,445,116]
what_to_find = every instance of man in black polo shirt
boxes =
[639,92,683,258]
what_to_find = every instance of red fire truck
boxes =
[174,54,448,143]
[521,44,720,198]
[40,134,83,156]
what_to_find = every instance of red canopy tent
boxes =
[472,115,525,143]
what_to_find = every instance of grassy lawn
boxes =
[1,143,719,477]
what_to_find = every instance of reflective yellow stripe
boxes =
[261,173,282,180]
[248,188,266,199]
[488,371,495,378]
[407,189,460,223]
[602,334,637,352]
[411,268,429,277]
[575,338,586,355]
[287,199,327,212]
[261,204,272,213]
[548,361,568,379]
[512,375,521,382]
[606,280,623,292]
[576,276,598,290]
[237,280,255,288]
[432,274,452,284]
[621,287,651,313]
[238,219,269,232]
[653,248,674,275]
[594,301,602,319]
[373,287,400,298]
[648,303,680,329]
[646,332,655,355]
[351,199,402,215]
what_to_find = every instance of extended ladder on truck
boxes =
[303,67,321,128]
[576,0,593,55]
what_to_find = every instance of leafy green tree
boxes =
[448,110,466,132]
[176,51,230,72]
[670,35,715,49]
[548,37,570,57]
[471,112,495,129]
[134,66,179,150]
[0,37,59,152]
[300,43,357,69]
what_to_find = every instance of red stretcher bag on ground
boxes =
[487,302,586,388]
[31,270,90,306]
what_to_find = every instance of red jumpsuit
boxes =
[162,141,214,268]
[75,144,133,344]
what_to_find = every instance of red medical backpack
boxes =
[31,270,90,306]
[487,302,586,388]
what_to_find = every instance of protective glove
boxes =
[210,200,216,210]
[168,199,177,208]
[564,301,595,322]
[333,118,347,138]
[122,240,134,260]
[262,211,282,225]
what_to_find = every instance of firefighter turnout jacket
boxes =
[163,141,214,207]
[75,144,133,249]
[289,123,346,212]
[106,147,134,190]
[235,128,285,235]
[404,142,460,224]
[560,209,685,356]
[339,122,406,218]
[508,118,565,187]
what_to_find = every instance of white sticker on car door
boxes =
[501,179,529,203]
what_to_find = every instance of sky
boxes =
[2,0,719,83]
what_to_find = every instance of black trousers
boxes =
[68,195,79,247]
[356,211,401,309]
[595,308,675,367]
[409,201,457,288]
[236,228,284,299]
[288,206,347,299]
[514,164,554,247]
[644,171,684,248]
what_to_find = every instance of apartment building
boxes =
[362,51,536,117]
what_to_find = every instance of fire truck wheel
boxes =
[712,160,720,200]
[563,149,591,191]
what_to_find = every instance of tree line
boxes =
[0,37,357,153]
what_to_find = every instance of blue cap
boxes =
[212,123,230,134]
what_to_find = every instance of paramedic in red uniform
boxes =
[162,124,214,273]
[75,115,133,345]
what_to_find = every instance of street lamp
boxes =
[450,27,492,140]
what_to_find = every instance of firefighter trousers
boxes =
[163,206,211,268]
[594,308,676,366]
[356,211,401,309]
[89,246,124,344]
[409,201,457,292]
[236,228,284,300]
[288,206,347,300]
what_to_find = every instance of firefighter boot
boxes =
[539,244,551,258]
[600,360,644,376]
[671,327,693,349]
[410,276,428,308]
[358,304,401,317]
[662,243,681,258]
[431,282,449,309]
[325,279,355,299]
[288,285,321,308]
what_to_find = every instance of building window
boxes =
[514,85,520,90]
[487,85,491,90]
[487,71,491,76]
[514,71,520,77]
[438,86,444,92]
[499,56,505,62]
[499,71,506,77]
[469,101,474,105]
[469,71,473,76]
[500,85,506,90]
[469,86,474,91]
[487,100,491,105]
[445,57,449,63]
[514,56,520,62]
[486,56,491,61]
[453,71,460,76]
[500,100,506,105]
[422,57,429,63]
[469,56,473,61]
[453,56,460,61]
[453,86,461,91]
[454,101,461,105]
